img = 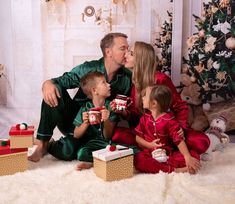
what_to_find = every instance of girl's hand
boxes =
[100,108,110,122]
[82,112,89,124]
[184,155,201,174]
[177,128,185,139]
[150,139,163,149]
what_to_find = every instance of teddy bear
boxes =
[180,74,209,131]
[201,114,230,161]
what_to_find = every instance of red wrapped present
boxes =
[0,144,28,176]
[9,124,34,149]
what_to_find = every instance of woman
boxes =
[112,41,210,157]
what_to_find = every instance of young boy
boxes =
[73,71,119,170]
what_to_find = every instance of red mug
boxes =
[88,107,104,125]
[114,95,132,111]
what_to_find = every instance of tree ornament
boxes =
[199,30,205,38]
[190,75,197,83]
[225,37,235,49]
[203,103,211,111]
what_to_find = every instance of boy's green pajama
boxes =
[36,57,132,161]
[73,101,119,162]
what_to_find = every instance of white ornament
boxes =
[203,103,211,111]
[19,123,27,130]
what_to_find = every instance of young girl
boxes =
[112,41,210,158]
[134,85,201,174]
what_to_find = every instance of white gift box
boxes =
[92,145,134,181]
[92,145,133,161]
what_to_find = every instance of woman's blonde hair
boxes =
[132,41,157,111]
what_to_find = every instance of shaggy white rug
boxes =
[1,144,235,204]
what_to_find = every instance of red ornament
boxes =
[109,145,116,152]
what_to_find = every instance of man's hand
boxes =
[42,80,61,107]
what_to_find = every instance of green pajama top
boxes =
[51,58,132,106]
[73,100,120,142]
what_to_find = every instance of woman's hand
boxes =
[184,155,201,174]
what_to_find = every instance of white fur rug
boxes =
[1,144,235,204]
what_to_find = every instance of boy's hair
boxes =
[100,32,127,57]
[80,71,105,98]
[149,85,172,113]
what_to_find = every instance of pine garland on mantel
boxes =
[182,0,235,110]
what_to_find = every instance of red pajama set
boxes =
[112,72,210,167]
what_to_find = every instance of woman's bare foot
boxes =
[28,140,49,162]
[76,161,93,171]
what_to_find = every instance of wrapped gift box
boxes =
[0,143,28,176]
[9,125,34,148]
[92,145,134,181]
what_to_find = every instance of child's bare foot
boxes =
[76,161,93,171]
[28,140,49,162]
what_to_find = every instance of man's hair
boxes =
[100,32,127,57]
[80,71,105,98]
[149,85,172,113]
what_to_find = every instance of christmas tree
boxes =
[183,0,235,109]
[155,10,172,76]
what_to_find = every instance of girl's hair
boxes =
[80,71,105,98]
[132,41,158,111]
[148,85,172,113]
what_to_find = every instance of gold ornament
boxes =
[225,37,235,49]
[190,75,197,83]
[199,30,205,38]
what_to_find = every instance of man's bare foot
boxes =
[28,140,49,162]
[76,161,93,171]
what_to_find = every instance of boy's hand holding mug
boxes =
[88,107,109,125]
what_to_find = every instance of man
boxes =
[29,32,131,162]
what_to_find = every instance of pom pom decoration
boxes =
[16,123,28,130]
[106,144,117,152]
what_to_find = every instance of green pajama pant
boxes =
[77,139,110,162]
[37,86,84,161]
[47,138,109,161]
